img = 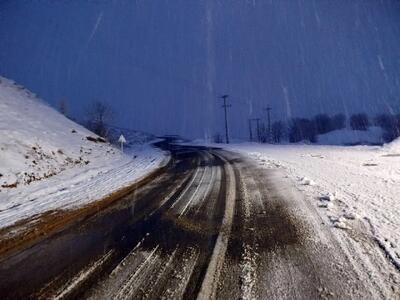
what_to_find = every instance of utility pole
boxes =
[254,118,261,142]
[248,119,253,141]
[220,95,231,144]
[264,107,272,142]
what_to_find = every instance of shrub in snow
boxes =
[58,99,68,116]
[84,100,114,138]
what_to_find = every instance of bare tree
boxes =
[85,101,114,138]
[258,123,267,143]
[350,113,369,131]
[59,99,68,116]
[375,113,400,142]
[314,114,333,134]
[271,121,285,143]
[332,113,346,130]
[289,118,317,143]
[213,133,223,143]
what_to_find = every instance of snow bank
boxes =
[316,127,383,145]
[0,76,112,188]
[0,76,167,229]
[383,137,400,154]
[223,142,400,269]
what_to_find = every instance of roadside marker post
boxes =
[118,134,127,153]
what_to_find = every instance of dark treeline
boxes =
[288,113,400,144]
[58,101,400,145]
[213,113,400,144]
[288,113,346,143]
[374,114,400,142]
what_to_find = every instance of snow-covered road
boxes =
[1,144,398,299]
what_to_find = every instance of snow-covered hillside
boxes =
[0,76,168,229]
[223,141,400,270]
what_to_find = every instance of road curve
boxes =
[0,143,398,299]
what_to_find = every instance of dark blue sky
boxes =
[1,0,400,139]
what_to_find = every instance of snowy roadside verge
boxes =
[0,144,169,230]
[220,142,400,272]
[0,145,170,257]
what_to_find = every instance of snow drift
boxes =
[316,127,384,146]
[383,136,400,154]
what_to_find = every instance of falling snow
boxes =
[1,0,400,138]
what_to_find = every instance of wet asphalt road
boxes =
[0,143,397,299]
[0,143,229,299]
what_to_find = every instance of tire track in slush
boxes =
[197,152,236,300]
[133,151,223,299]
[109,150,226,300]
[170,155,203,210]
[144,151,225,299]
[86,149,222,299]
[53,249,115,300]
[179,151,215,217]
[114,245,160,300]
[46,150,203,300]
[83,157,203,298]
[178,156,209,216]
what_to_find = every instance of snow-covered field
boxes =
[316,127,384,145]
[222,141,400,270]
[0,76,168,230]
